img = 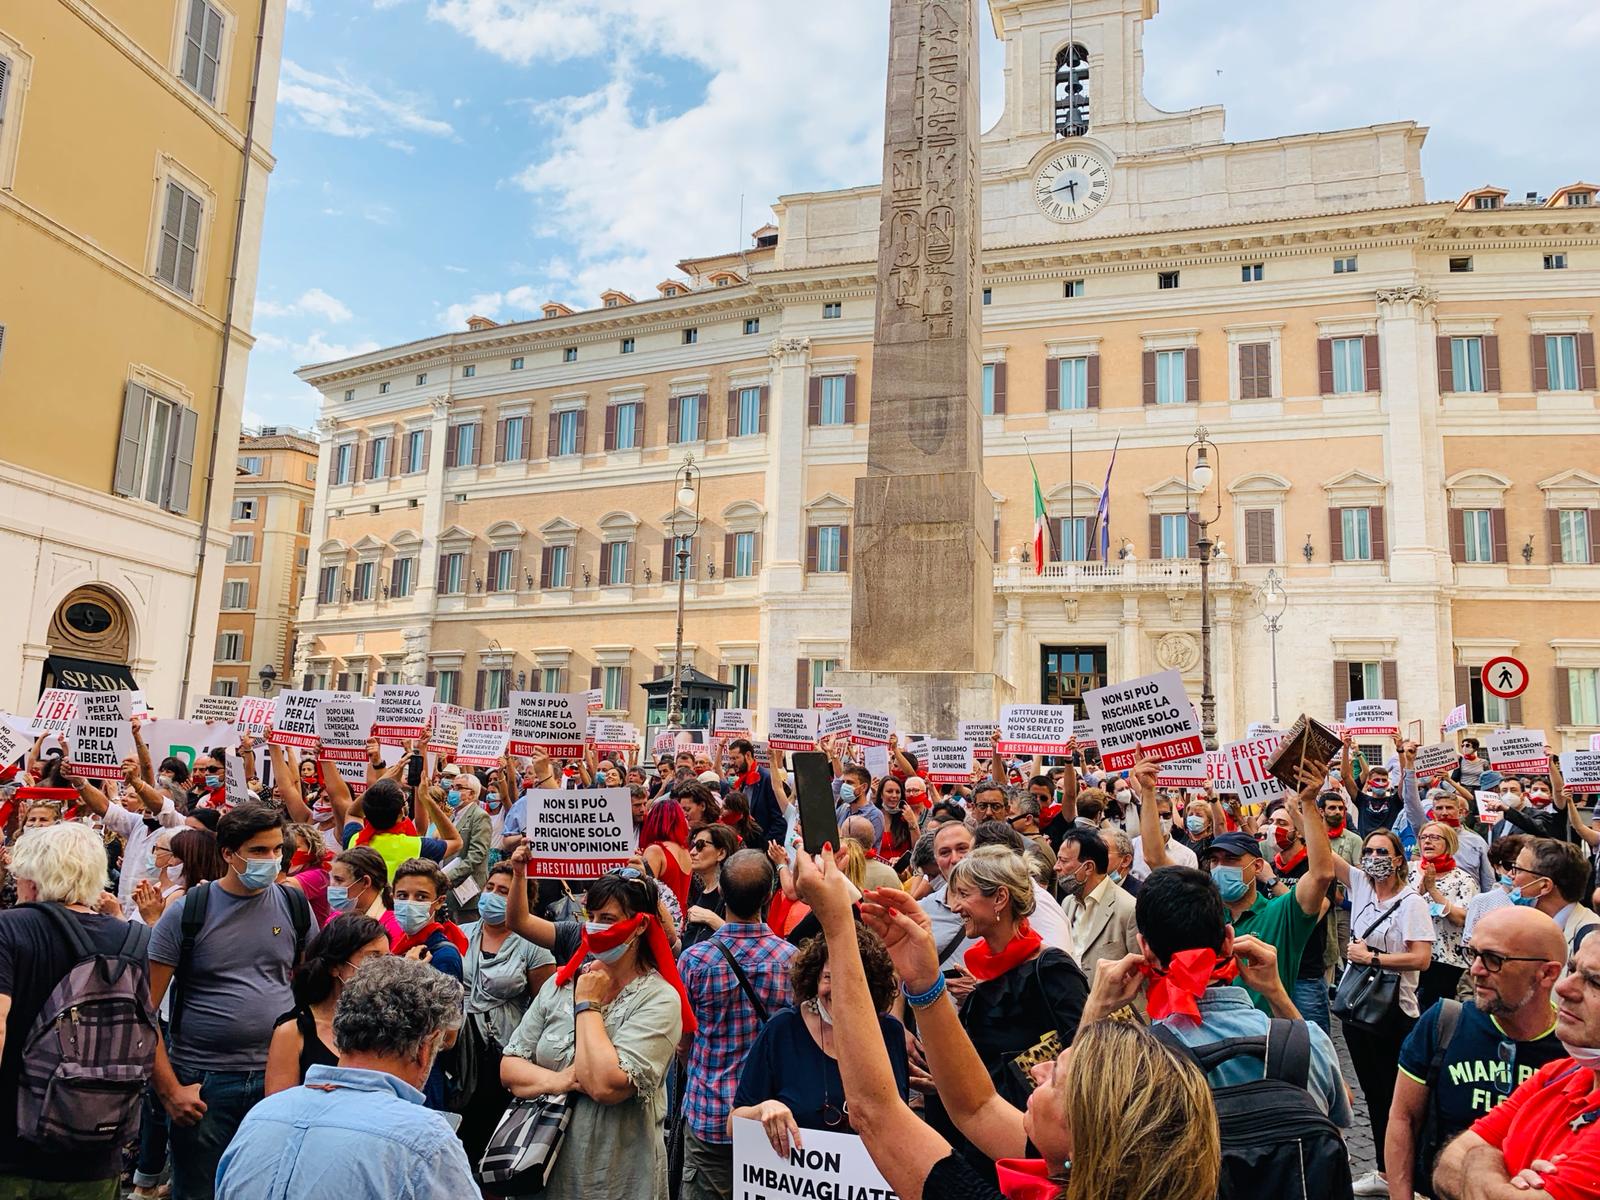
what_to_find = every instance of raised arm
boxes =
[1291,766,1337,916]
[1133,757,1168,869]
[271,741,312,823]
[416,782,462,861]
[1340,733,1358,800]
[1398,739,1427,833]
[504,845,561,951]
[131,719,156,784]
[319,739,355,831]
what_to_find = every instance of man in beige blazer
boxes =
[1057,826,1141,1000]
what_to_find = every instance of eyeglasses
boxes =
[1494,1040,1517,1096]
[972,800,1006,813]
[690,838,714,851]
[1463,945,1550,974]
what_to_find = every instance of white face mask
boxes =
[813,996,834,1026]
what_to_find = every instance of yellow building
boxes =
[293,0,1600,752]
[211,426,316,698]
[0,0,287,713]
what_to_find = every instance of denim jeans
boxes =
[1291,975,1331,1035]
[167,1067,264,1200]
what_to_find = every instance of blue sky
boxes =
[246,0,1600,427]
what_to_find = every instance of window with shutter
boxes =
[113,383,152,498]
[1238,343,1272,400]
[1243,509,1275,564]
[155,181,204,298]
[180,0,225,105]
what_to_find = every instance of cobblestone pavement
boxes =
[1331,1018,1379,1177]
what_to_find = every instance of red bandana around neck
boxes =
[718,811,744,830]
[1422,852,1458,876]
[1141,947,1241,1022]
[391,919,468,959]
[963,919,1043,982]
[1039,802,1063,827]
[995,1158,1065,1200]
[1273,844,1307,875]
[737,766,762,789]
[553,912,699,1035]
[1325,818,1347,839]
[355,817,418,846]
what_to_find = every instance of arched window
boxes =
[1055,44,1089,138]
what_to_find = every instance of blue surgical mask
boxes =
[327,884,354,913]
[477,892,508,925]
[840,783,856,804]
[1210,865,1250,903]
[395,899,434,934]
[237,857,279,890]
[1185,814,1207,836]
[1108,868,1125,885]
[1497,873,1516,890]
[584,920,632,964]
[205,773,222,789]
[446,789,462,808]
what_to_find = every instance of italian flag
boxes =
[1031,458,1047,574]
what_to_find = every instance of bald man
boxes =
[842,814,902,891]
[1386,907,1570,1199]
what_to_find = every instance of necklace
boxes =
[806,1000,848,1128]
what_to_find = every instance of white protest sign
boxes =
[235,696,275,736]
[1225,735,1289,814]
[67,690,135,780]
[315,695,373,794]
[1343,699,1399,739]
[1590,733,1600,752]
[1246,722,1284,741]
[847,709,894,747]
[997,705,1074,756]
[464,708,508,732]
[1156,755,1208,788]
[732,1118,895,1200]
[811,687,844,710]
[651,731,678,759]
[714,708,754,737]
[960,721,999,759]
[507,693,586,758]
[1476,789,1507,819]
[269,690,323,748]
[1445,705,1469,735]
[1085,669,1202,771]
[925,740,974,784]
[191,694,240,724]
[0,722,24,769]
[862,744,891,778]
[519,786,633,878]
[1413,742,1460,782]
[1205,749,1232,787]
[429,706,466,755]
[456,729,510,769]
[141,720,215,771]
[585,688,605,714]
[586,718,638,754]
[818,707,853,741]
[767,708,819,752]
[128,690,153,719]
[1487,729,1548,776]
[31,689,81,735]
[1559,751,1600,795]
[372,685,434,744]
[224,755,252,807]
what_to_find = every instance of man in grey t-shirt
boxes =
[149,802,302,1200]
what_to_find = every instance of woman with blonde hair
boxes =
[1411,819,1477,1011]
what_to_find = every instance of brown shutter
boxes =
[471,423,482,465]
[618,667,632,709]
[1531,335,1550,391]
[992,362,1007,414]
[687,536,698,579]
[662,536,674,579]
[1454,665,1471,707]
[795,659,810,707]
[437,554,448,588]
[1142,351,1156,405]
[1317,338,1334,395]
[838,526,850,572]
[1506,695,1523,726]
[1363,334,1381,392]
[843,376,857,424]
[1244,509,1274,564]
[421,429,431,470]
[1590,510,1600,563]
[807,376,822,426]
[758,385,769,433]
[1185,345,1200,404]
[1436,336,1454,394]
[1149,512,1163,559]
[727,388,740,436]
[723,533,735,578]
[1549,509,1565,563]
[1046,358,1060,411]
[425,670,437,688]
[598,543,611,586]
[747,666,758,707]
[1085,514,1100,561]
[1557,668,1574,726]
[805,527,819,573]
[494,419,507,463]
[362,438,375,480]
[547,413,559,457]
[1578,332,1597,391]
[390,557,403,593]
[539,547,552,589]
[1085,355,1101,408]
[474,671,487,710]
[697,394,709,438]
[1483,335,1501,392]
[1490,508,1508,564]
[1381,659,1399,702]
[387,437,398,477]
[1328,508,1345,561]
[752,532,762,571]
[444,426,458,467]
[590,666,602,691]
[604,405,617,452]
[573,409,586,455]
[1369,506,1387,560]
[668,397,680,443]
[1333,661,1350,714]
[1448,508,1466,562]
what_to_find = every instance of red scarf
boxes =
[1273,844,1307,875]
[391,920,468,958]
[1422,852,1458,876]
[553,912,699,1035]
[1431,812,1461,828]
[355,817,418,846]
[718,811,745,830]
[1039,802,1062,827]
[736,766,761,789]
[1325,818,1347,839]
[995,1158,1064,1200]
[963,920,1043,982]
[1140,947,1241,1022]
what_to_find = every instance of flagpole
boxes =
[1069,429,1075,562]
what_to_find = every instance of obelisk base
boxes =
[824,669,1011,740]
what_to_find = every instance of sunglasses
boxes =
[690,838,715,851]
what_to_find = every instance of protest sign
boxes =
[586,719,638,754]
[1085,670,1202,770]
[140,720,214,772]
[847,709,894,747]
[1444,705,1469,735]
[651,730,678,759]
[585,688,604,714]
[1205,749,1231,787]
[1476,790,1506,820]
[863,744,891,778]
[315,695,372,794]
[768,708,819,752]
[1413,742,1461,782]
[751,741,771,768]
[429,705,466,755]
[507,693,585,758]
[925,740,974,785]
[1343,699,1399,739]
[1225,735,1289,814]
[1487,729,1548,776]
[959,721,999,759]
[1559,751,1600,794]
[269,690,323,749]
[224,755,252,807]
[732,1118,895,1200]
[235,696,275,736]
[67,691,135,780]
[31,689,81,736]
[714,708,754,737]
[456,729,510,769]
[465,708,508,732]
[811,687,844,710]
[1265,714,1339,791]
[191,694,240,724]
[997,705,1074,756]
[1156,755,1207,788]
[818,707,852,742]
[518,787,633,878]
[372,685,434,744]
[129,690,153,719]
[1590,733,1600,752]
[1246,722,1284,740]
[0,723,24,770]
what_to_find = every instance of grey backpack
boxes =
[15,904,157,1151]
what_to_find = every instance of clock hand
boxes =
[1065,179,1079,201]
[1051,175,1074,196]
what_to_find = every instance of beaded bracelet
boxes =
[901,973,947,1009]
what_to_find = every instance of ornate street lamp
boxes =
[667,454,703,729]
[1261,569,1289,727]
[257,663,278,696]
[1185,427,1224,749]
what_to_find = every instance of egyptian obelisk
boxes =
[833,0,999,734]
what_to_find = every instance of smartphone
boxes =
[792,751,840,857]
[407,752,424,788]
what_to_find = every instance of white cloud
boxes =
[279,60,455,141]
[437,286,542,331]
[257,286,354,323]
[297,331,383,364]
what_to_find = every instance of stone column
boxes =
[763,338,811,597]
[415,395,452,608]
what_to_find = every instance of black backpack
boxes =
[1153,1019,1354,1200]
[168,882,311,1046]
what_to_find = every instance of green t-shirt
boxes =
[1231,886,1320,1013]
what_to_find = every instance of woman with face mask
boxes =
[500,870,695,1200]
[325,846,400,942]
[389,858,468,1110]
[279,822,334,925]
[1412,820,1479,1013]
[264,914,389,1095]
[876,776,921,868]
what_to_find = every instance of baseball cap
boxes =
[1201,832,1262,862]
[697,770,720,785]
[440,763,461,779]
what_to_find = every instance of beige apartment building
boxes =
[0,0,288,714]
[293,0,1600,750]
[211,427,317,698]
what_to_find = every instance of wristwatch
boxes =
[573,1001,600,1018]
[1372,952,1382,969]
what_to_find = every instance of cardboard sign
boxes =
[1343,699,1399,739]
[191,694,241,724]
[817,707,852,742]
[456,729,510,769]
[464,708,508,732]
[429,706,466,755]
[372,685,434,744]
[1444,705,1469,735]
[651,730,678,759]
[518,786,633,878]
[1205,749,1232,787]
[140,719,216,772]
[1487,729,1548,776]
[585,688,605,714]
[1558,751,1600,795]
[713,708,754,737]
[1156,755,1207,788]
[767,708,819,752]
[31,689,81,736]
[1085,670,1202,770]
[811,687,844,710]
[67,690,135,780]
[269,690,323,749]
[732,1118,895,1200]
[1265,714,1339,791]
[847,708,894,747]
[314,695,372,794]
[997,705,1074,756]
[507,693,586,758]
[1413,742,1461,782]
[235,696,275,736]
[224,755,252,807]
[925,740,974,784]
[960,721,999,759]
[586,718,638,754]
[1225,735,1290,814]
[0,723,25,769]
[862,744,891,778]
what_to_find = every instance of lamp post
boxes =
[257,663,278,696]
[667,454,702,729]
[1185,427,1223,749]
[1261,569,1288,727]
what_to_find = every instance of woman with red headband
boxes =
[500,869,694,1199]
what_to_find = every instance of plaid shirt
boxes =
[677,923,796,1142]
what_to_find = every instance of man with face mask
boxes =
[188,752,229,811]
[148,802,311,1200]
[1506,839,1600,975]
[833,765,884,844]
[1055,827,1140,993]
[214,956,474,1199]
[1342,735,1406,836]
[1494,757,1579,846]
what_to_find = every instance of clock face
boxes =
[1033,148,1112,223]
